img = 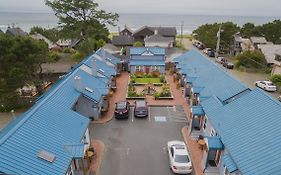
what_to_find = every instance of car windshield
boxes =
[267,83,274,86]
[136,101,146,108]
[116,102,126,109]
[175,154,189,163]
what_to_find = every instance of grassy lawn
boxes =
[135,78,161,84]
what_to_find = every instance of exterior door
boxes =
[145,66,150,73]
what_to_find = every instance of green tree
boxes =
[235,50,267,69]
[261,20,281,44]
[270,74,281,87]
[193,22,240,53]
[133,41,144,47]
[0,35,48,111]
[45,0,118,40]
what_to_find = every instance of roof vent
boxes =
[38,150,56,163]
[99,69,105,73]
[85,87,94,93]
[74,76,83,92]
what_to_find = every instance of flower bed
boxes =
[154,84,173,100]
[126,85,146,99]
[130,71,166,84]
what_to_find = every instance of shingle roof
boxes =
[174,50,248,102]
[6,27,27,37]
[130,47,166,55]
[258,44,281,65]
[250,36,267,44]
[144,34,174,43]
[112,35,134,46]
[133,26,177,37]
[201,88,281,175]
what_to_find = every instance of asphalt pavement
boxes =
[89,106,195,175]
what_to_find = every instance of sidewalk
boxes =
[93,72,129,124]
[89,140,105,175]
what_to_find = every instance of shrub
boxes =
[159,75,165,83]
[133,41,143,47]
[270,74,281,87]
[134,71,144,78]
[48,51,59,62]
[151,71,160,78]
[71,51,84,62]
[154,92,160,99]
[235,50,267,69]
[63,47,74,53]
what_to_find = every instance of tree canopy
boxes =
[193,22,240,52]
[0,35,48,111]
[45,0,119,40]
[235,50,267,69]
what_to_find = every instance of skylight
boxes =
[38,150,56,163]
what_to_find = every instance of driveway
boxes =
[89,106,195,175]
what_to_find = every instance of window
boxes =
[151,66,160,71]
[211,128,216,136]
[136,66,143,72]
[203,117,207,130]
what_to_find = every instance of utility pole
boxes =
[180,21,184,45]
[215,25,222,59]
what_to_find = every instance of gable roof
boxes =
[0,49,119,174]
[174,50,248,102]
[133,26,177,37]
[130,47,166,56]
[95,48,121,65]
[30,33,56,49]
[201,88,281,175]
[6,27,27,37]
[144,34,174,43]
[258,44,281,65]
[120,26,133,35]
[250,36,267,44]
[0,65,91,174]
[112,35,134,46]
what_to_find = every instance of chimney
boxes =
[74,76,83,92]
[154,29,158,35]
[92,59,98,77]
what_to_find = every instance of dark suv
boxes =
[115,101,130,119]
[134,100,148,118]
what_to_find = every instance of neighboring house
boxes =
[119,25,133,36]
[250,36,267,49]
[56,39,81,49]
[133,26,177,45]
[232,33,254,55]
[129,47,166,74]
[257,44,281,68]
[174,49,281,175]
[144,30,174,48]
[102,43,121,54]
[30,33,57,50]
[112,35,134,47]
[5,27,27,37]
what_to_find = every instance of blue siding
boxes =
[131,55,164,61]
[130,47,165,55]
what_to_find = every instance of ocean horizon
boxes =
[0,11,280,34]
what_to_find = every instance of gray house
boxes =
[6,27,27,37]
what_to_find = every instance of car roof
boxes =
[263,80,272,83]
[135,100,146,107]
[172,144,188,155]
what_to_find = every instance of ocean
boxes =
[0,12,280,34]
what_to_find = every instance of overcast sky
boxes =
[0,0,280,17]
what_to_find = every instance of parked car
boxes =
[255,81,277,92]
[223,61,234,69]
[115,101,130,119]
[203,48,212,54]
[207,50,215,57]
[215,57,226,64]
[278,95,281,102]
[167,141,192,174]
[134,100,148,118]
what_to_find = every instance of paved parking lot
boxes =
[89,106,194,175]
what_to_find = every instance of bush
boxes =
[235,51,267,69]
[71,51,84,62]
[133,41,143,47]
[48,51,60,62]
[154,92,161,99]
[63,47,75,53]
[151,71,160,78]
[270,74,281,87]
[134,71,144,78]
[159,75,165,83]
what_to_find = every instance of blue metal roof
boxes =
[64,144,85,159]
[0,50,118,174]
[191,106,205,116]
[83,55,116,78]
[173,50,249,102]
[205,136,224,150]
[201,88,281,175]
[130,47,165,55]
[222,154,238,173]
[192,86,205,94]
[95,48,121,65]
[129,60,165,66]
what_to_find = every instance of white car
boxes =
[255,81,277,92]
[203,48,212,54]
[167,141,192,174]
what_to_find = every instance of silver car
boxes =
[134,100,148,118]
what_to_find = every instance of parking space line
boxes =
[131,109,134,122]
[148,107,151,121]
